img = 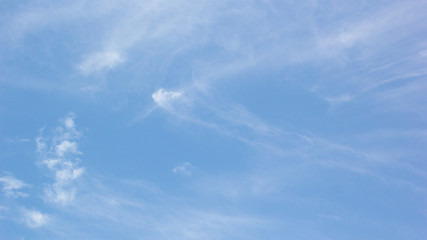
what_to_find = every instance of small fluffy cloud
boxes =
[22,209,49,228]
[172,162,194,177]
[36,113,84,204]
[78,51,125,74]
[152,88,183,109]
[0,173,29,198]
[64,117,75,129]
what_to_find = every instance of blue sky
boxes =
[1,0,426,239]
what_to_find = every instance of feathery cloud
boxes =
[78,51,125,74]
[0,173,29,198]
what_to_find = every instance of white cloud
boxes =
[22,209,49,228]
[35,177,268,240]
[37,114,84,204]
[152,88,183,109]
[78,51,125,74]
[64,117,75,129]
[45,185,77,205]
[149,86,307,150]
[0,173,29,198]
[172,162,194,177]
[55,140,79,156]
[315,2,418,55]
[42,159,61,169]
[36,136,46,153]
[55,167,84,183]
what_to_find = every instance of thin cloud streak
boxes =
[147,85,427,196]
[78,51,125,74]
[31,175,271,240]
[2,0,426,116]
[0,173,29,198]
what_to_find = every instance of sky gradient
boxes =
[1,0,427,239]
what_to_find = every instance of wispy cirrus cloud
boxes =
[2,0,426,114]
[133,0,427,204]
[78,51,125,74]
[308,1,427,114]
[0,173,29,198]
[150,87,286,139]
[1,1,427,238]
[39,177,269,240]
[148,85,427,199]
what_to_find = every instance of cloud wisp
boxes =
[40,176,270,240]
[148,85,427,199]
[172,162,194,177]
[150,87,290,140]
[21,208,50,228]
[2,0,426,119]
[78,51,125,75]
[0,173,29,198]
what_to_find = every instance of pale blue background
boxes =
[1,0,426,239]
